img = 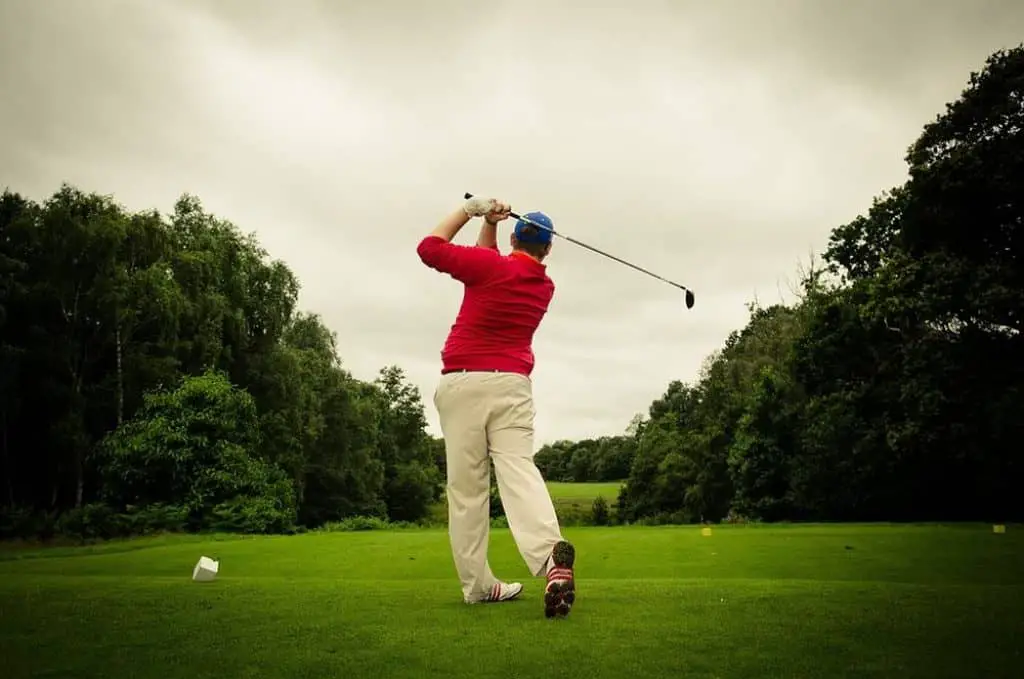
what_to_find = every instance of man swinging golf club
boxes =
[416,195,576,619]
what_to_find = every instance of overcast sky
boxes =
[2,0,1023,444]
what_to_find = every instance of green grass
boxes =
[427,481,621,520]
[546,481,622,503]
[2,524,1022,678]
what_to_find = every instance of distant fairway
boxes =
[2,524,1022,679]
[426,482,622,524]
[546,481,623,504]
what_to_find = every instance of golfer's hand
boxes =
[463,196,511,223]
[484,200,512,225]
[463,196,494,217]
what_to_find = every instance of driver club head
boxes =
[684,289,695,309]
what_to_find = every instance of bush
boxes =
[385,461,438,523]
[55,503,121,541]
[124,503,189,534]
[0,507,58,541]
[320,516,418,532]
[0,507,31,540]
[2,503,190,543]
[209,495,296,534]
[56,503,192,542]
[97,371,297,533]
[555,503,592,527]
[634,510,693,526]
[489,470,505,519]
[592,496,610,525]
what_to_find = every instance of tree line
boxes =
[523,47,1022,528]
[533,432,639,483]
[608,47,1023,524]
[0,188,446,539]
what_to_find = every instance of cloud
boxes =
[3,0,1023,442]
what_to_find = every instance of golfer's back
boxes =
[441,251,554,377]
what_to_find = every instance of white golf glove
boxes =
[463,196,496,217]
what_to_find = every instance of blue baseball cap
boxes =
[514,211,554,244]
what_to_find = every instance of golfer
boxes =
[416,195,576,618]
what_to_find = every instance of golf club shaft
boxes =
[463,192,693,295]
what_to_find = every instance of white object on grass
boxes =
[192,556,219,582]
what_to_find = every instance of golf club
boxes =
[464,192,696,309]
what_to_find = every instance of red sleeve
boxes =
[417,236,500,286]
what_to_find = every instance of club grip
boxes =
[463,192,521,220]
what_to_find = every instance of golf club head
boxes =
[685,289,695,309]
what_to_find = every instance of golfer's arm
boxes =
[476,220,498,250]
[429,208,472,242]
[417,216,497,285]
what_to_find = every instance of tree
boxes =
[534,436,636,483]
[489,467,505,519]
[97,371,296,533]
[727,366,797,521]
[374,365,443,522]
[807,44,1024,521]
[0,183,437,537]
[0,191,33,509]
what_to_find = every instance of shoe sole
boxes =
[544,540,576,619]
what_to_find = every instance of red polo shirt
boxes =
[417,235,555,377]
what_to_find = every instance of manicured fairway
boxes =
[546,481,623,503]
[2,524,1022,679]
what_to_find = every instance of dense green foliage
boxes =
[612,47,1024,524]
[0,189,441,537]
[534,430,638,483]
[510,49,1024,527]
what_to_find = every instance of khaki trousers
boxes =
[433,371,563,601]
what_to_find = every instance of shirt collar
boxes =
[509,250,544,267]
